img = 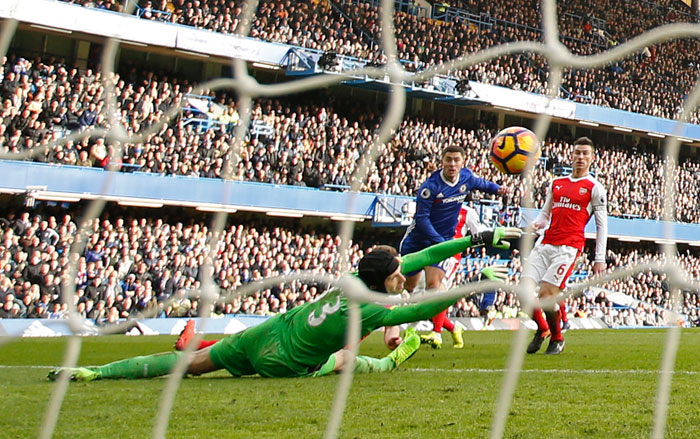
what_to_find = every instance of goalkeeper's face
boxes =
[383,263,406,295]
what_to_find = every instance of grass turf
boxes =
[2,329,700,438]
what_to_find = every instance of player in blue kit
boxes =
[400,145,509,348]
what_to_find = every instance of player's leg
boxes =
[439,313,463,349]
[539,282,565,355]
[311,328,420,377]
[479,292,497,328]
[522,245,552,353]
[422,265,449,348]
[523,276,550,354]
[403,271,422,294]
[48,347,220,382]
[434,256,465,348]
[537,245,579,355]
[383,325,402,350]
[187,346,219,374]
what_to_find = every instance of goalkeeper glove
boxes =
[471,227,522,249]
[467,265,509,283]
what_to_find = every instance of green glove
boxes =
[468,264,509,283]
[480,265,509,282]
[471,227,522,249]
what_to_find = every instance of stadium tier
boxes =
[5,2,700,438]
[1,51,700,222]
[0,0,699,328]
[0,207,698,328]
[51,0,700,123]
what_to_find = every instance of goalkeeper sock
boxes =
[353,355,395,374]
[91,352,183,379]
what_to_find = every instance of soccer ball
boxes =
[489,127,541,175]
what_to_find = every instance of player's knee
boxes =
[538,282,561,299]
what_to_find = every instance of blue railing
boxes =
[133,3,172,22]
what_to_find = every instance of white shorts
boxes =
[521,244,580,289]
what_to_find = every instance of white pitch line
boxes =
[408,367,700,376]
[0,365,56,369]
[3,365,700,377]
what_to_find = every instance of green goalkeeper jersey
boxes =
[282,288,456,369]
[209,236,476,377]
[285,234,476,369]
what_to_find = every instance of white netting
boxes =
[2,1,700,438]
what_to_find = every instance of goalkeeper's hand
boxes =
[467,264,509,283]
[472,227,522,249]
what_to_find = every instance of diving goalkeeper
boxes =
[48,227,520,381]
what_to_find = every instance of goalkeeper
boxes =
[48,227,520,381]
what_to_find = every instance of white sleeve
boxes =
[592,183,608,262]
[533,183,552,228]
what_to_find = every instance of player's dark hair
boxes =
[358,249,400,293]
[373,245,398,256]
[574,137,594,151]
[441,145,466,158]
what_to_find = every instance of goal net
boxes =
[2,1,700,438]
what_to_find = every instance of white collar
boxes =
[440,170,459,187]
[567,173,590,182]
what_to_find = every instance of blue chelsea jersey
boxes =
[400,168,500,254]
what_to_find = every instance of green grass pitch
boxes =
[3,329,700,439]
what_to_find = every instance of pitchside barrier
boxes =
[0,317,610,338]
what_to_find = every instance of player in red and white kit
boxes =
[523,137,607,354]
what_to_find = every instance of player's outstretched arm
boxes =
[380,294,458,327]
[376,264,512,328]
[399,227,522,274]
[379,265,505,327]
[400,237,473,274]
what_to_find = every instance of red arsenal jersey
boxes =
[541,175,606,251]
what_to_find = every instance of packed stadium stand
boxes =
[0,206,698,326]
[1,53,700,221]
[1,0,700,331]
[58,0,700,122]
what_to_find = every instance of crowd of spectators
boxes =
[2,53,700,222]
[1,0,696,328]
[0,208,368,322]
[0,208,698,329]
[58,0,700,122]
[338,0,700,122]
